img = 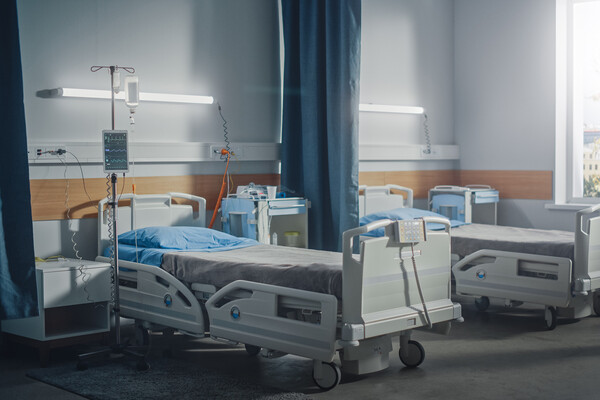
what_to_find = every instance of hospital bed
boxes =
[359,185,600,330]
[95,192,462,390]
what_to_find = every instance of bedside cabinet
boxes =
[1,258,111,366]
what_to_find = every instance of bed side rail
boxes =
[574,204,600,292]
[96,256,206,335]
[205,280,338,362]
[453,250,573,307]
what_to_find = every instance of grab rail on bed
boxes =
[343,217,451,258]
[361,184,414,209]
[576,203,600,235]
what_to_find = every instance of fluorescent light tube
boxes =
[38,88,214,105]
[359,104,424,114]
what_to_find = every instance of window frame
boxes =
[556,0,600,205]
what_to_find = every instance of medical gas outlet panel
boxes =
[428,185,499,224]
[221,197,309,247]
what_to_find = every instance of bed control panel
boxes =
[394,219,427,244]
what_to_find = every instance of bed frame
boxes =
[96,192,461,390]
[452,204,600,329]
[359,184,413,218]
[360,185,600,329]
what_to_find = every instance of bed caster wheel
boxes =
[76,361,88,371]
[245,344,261,356]
[136,359,150,371]
[399,340,425,368]
[135,325,150,346]
[312,361,341,391]
[474,296,490,312]
[545,306,557,330]
[593,292,600,316]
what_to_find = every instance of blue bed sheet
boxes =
[360,207,468,237]
[103,226,260,267]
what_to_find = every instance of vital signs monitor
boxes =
[103,130,129,173]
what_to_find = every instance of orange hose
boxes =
[208,150,231,229]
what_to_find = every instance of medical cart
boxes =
[221,197,309,247]
[429,185,499,224]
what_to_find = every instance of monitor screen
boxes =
[102,130,129,173]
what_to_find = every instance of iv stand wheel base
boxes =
[76,343,149,371]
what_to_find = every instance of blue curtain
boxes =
[281,0,361,251]
[0,0,38,320]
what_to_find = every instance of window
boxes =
[568,0,600,201]
[559,0,600,204]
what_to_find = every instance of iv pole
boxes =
[77,65,148,371]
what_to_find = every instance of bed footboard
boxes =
[96,256,206,335]
[341,218,461,340]
[452,250,572,308]
[205,280,338,362]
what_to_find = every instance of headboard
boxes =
[359,185,413,218]
[97,192,207,257]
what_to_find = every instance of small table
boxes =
[1,258,111,366]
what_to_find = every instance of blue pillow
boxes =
[118,226,258,250]
[359,207,467,237]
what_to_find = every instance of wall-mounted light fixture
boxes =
[359,104,424,114]
[36,88,214,105]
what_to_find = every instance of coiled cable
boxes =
[423,113,432,155]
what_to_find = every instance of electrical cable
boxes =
[106,174,116,307]
[54,152,93,303]
[423,113,432,155]
[64,150,93,202]
[410,243,432,329]
[217,102,232,157]
[208,150,231,229]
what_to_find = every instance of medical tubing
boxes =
[410,243,433,329]
[129,110,137,193]
[208,152,231,229]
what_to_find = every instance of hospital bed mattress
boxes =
[161,244,344,299]
[450,224,575,260]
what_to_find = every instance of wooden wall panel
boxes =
[30,174,280,221]
[360,170,553,200]
[32,169,552,221]
[360,170,460,199]
[458,170,553,200]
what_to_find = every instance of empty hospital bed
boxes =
[359,185,600,329]
[95,192,462,390]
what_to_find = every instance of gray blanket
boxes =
[162,244,344,299]
[451,224,575,261]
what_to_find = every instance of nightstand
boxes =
[1,258,111,366]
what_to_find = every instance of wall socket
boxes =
[210,145,244,160]
[28,145,67,160]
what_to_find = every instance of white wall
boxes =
[18,0,281,153]
[454,0,578,230]
[17,0,281,258]
[359,0,458,172]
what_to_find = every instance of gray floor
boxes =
[1,297,599,400]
